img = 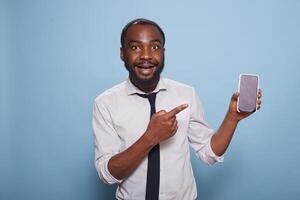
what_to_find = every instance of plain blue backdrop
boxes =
[1,0,300,199]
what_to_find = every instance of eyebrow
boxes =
[150,39,162,44]
[127,39,162,45]
[128,40,141,45]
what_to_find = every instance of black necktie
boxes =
[137,93,160,200]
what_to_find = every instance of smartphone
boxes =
[237,74,259,113]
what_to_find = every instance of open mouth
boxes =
[135,64,156,76]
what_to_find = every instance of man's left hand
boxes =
[227,89,262,122]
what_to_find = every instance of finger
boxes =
[156,109,167,116]
[170,116,176,124]
[258,89,262,98]
[171,120,178,134]
[258,88,262,94]
[172,126,178,135]
[172,120,178,129]
[231,92,239,101]
[257,99,261,105]
[166,104,188,118]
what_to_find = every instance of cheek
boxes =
[125,53,139,65]
[153,52,164,63]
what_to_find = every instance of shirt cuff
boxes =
[96,158,123,185]
[196,135,224,165]
[207,136,224,163]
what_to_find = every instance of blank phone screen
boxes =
[238,75,258,112]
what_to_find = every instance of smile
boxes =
[134,65,156,76]
[136,62,156,69]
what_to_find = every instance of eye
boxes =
[130,45,140,51]
[152,44,160,50]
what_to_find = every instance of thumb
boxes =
[231,92,239,101]
[156,109,167,116]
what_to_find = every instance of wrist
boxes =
[143,130,159,147]
[226,112,240,124]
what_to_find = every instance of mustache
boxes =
[134,60,158,67]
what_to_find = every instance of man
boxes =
[93,18,262,200]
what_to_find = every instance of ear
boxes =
[120,47,124,61]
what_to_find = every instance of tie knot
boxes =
[137,93,156,116]
[136,93,156,102]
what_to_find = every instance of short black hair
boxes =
[120,18,165,47]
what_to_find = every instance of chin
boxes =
[130,74,160,87]
[138,74,155,80]
[125,60,164,87]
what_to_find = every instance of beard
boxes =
[124,58,164,90]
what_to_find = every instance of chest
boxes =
[109,92,191,150]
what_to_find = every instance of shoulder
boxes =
[162,77,196,93]
[94,81,127,104]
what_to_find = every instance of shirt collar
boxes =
[125,77,167,95]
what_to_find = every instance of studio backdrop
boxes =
[1,0,300,200]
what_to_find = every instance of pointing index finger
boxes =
[167,104,188,118]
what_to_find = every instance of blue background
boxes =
[1,0,300,199]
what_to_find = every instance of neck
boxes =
[129,76,160,94]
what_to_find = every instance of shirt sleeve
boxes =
[187,89,224,165]
[92,99,123,184]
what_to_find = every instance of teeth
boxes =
[138,64,154,67]
[135,66,154,75]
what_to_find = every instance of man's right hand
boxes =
[108,104,188,180]
[145,104,188,144]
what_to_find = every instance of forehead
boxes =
[124,24,163,44]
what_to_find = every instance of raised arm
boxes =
[211,90,262,156]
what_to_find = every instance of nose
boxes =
[140,47,152,60]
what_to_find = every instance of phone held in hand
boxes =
[237,74,259,113]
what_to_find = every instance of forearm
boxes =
[108,131,157,180]
[108,105,188,180]
[211,112,239,156]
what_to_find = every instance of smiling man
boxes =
[93,18,262,200]
[121,21,165,93]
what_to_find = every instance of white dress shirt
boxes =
[93,77,224,200]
